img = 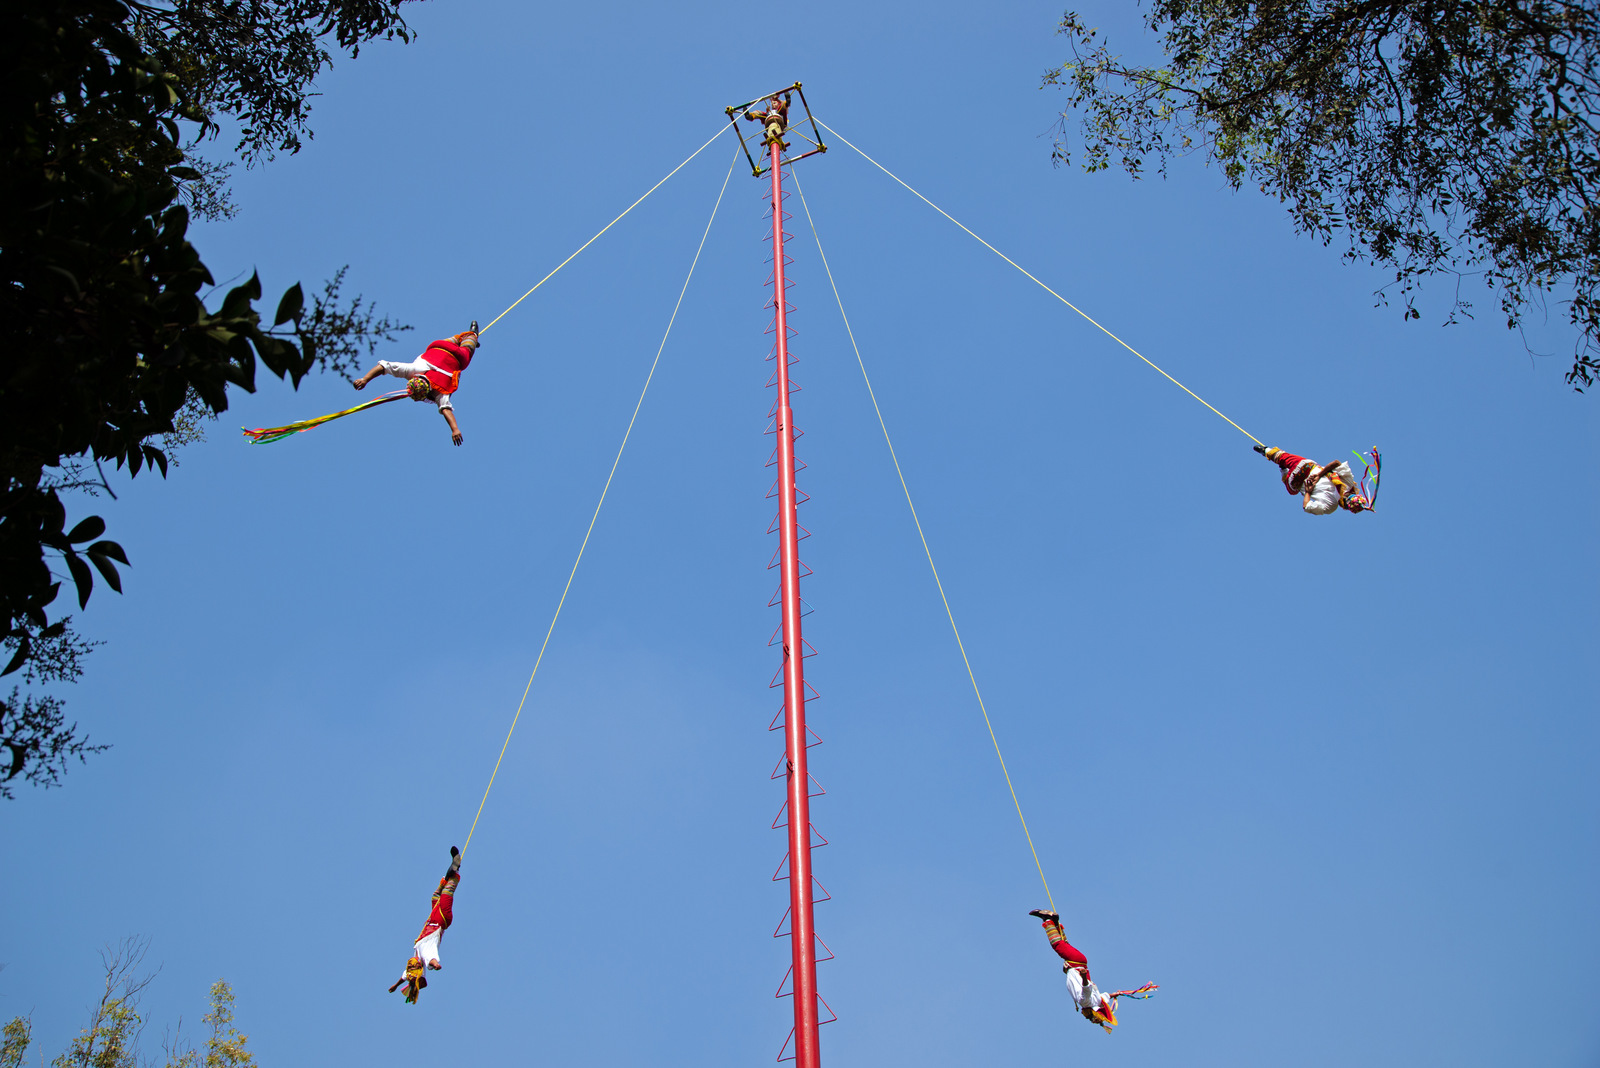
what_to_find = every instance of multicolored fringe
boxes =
[1109,981,1160,1000]
[1351,447,1382,509]
[242,390,408,443]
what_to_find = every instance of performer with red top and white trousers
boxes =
[390,846,461,1005]
[353,324,479,445]
[1028,908,1158,1032]
[1254,444,1372,515]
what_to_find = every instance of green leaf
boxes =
[87,551,123,594]
[44,265,82,295]
[67,516,107,544]
[221,272,263,319]
[2,638,29,678]
[88,541,129,566]
[143,444,169,478]
[274,282,304,326]
[65,552,93,609]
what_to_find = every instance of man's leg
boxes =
[355,358,427,390]
[1029,909,1090,970]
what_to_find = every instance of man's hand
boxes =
[443,409,464,446]
[452,429,464,446]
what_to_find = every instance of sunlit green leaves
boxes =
[1045,1,1600,388]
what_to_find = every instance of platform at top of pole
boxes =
[725,82,828,177]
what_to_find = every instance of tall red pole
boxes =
[767,138,821,1068]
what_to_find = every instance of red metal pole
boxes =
[768,139,821,1068]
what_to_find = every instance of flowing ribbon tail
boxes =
[242,391,407,443]
[1110,982,1159,1000]
[1351,447,1381,510]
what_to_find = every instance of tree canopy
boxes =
[1044,1,1600,388]
[0,938,255,1067]
[0,0,415,795]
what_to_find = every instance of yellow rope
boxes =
[479,124,731,335]
[814,118,1264,448]
[790,167,1056,914]
[462,149,741,853]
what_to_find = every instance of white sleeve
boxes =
[433,391,453,412]
[1064,966,1087,1008]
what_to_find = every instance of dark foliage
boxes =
[130,0,419,164]
[304,266,413,379]
[0,689,107,801]
[0,0,412,795]
[1045,1,1600,388]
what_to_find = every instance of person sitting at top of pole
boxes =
[1027,909,1158,1033]
[1253,445,1376,515]
[389,846,462,1005]
[353,322,479,446]
[744,91,792,151]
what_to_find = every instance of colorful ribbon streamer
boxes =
[1352,447,1382,509]
[241,390,408,444]
[1110,982,1160,1000]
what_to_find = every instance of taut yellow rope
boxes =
[479,124,732,334]
[815,118,1264,448]
[462,150,741,852]
[791,167,1056,914]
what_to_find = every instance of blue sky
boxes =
[6,1,1598,1065]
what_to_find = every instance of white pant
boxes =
[414,928,442,966]
[378,358,453,411]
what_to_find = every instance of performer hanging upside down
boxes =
[1253,445,1375,515]
[744,91,792,150]
[353,323,479,446]
[1028,908,1158,1032]
[389,846,461,1005]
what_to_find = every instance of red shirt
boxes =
[420,339,474,395]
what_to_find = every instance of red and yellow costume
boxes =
[378,334,477,410]
[416,868,459,947]
[390,849,461,1005]
[1259,446,1373,515]
[744,93,791,148]
[416,337,474,396]
[1032,911,1158,1032]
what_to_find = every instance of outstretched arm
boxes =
[353,364,385,389]
[442,408,463,446]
